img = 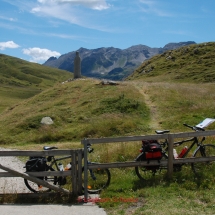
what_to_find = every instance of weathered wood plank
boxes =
[82,134,169,144]
[81,130,215,144]
[0,149,81,157]
[167,135,174,179]
[0,164,70,194]
[0,192,73,198]
[86,156,215,169]
[77,149,83,194]
[0,169,72,177]
[72,150,77,195]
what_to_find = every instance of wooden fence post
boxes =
[71,150,77,196]
[77,149,83,194]
[71,149,83,196]
[167,134,174,179]
[83,138,89,201]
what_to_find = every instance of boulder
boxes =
[41,117,54,125]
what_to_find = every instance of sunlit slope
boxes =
[0,79,150,145]
[126,42,215,83]
[0,54,72,112]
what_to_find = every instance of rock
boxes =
[41,117,54,125]
[100,80,119,85]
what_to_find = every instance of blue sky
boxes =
[0,0,214,64]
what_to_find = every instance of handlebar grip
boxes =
[183,123,193,129]
[88,147,94,153]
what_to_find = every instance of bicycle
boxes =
[135,122,215,180]
[24,144,111,194]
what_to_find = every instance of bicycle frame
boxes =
[163,136,206,160]
[47,155,72,170]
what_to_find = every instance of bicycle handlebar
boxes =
[87,143,94,153]
[183,123,205,131]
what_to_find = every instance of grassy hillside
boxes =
[0,78,150,145]
[1,46,215,145]
[126,42,215,83]
[0,54,72,113]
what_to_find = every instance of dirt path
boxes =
[126,81,161,130]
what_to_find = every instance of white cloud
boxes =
[0,15,17,22]
[36,0,110,10]
[139,0,172,17]
[22,47,61,63]
[4,0,112,32]
[30,0,111,31]
[0,41,20,50]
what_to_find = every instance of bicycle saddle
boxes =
[155,130,170,134]
[43,146,58,150]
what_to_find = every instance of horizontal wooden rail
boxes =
[0,192,74,199]
[82,130,215,144]
[0,170,72,177]
[87,156,215,169]
[0,149,78,157]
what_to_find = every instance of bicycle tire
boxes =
[82,162,111,194]
[24,166,57,193]
[135,153,167,181]
[192,144,215,175]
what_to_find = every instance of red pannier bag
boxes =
[142,140,162,160]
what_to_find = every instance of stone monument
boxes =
[74,51,81,78]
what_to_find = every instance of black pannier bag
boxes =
[142,140,162,160]
[25,157,47,172]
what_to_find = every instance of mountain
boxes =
[43,41,196,80]
[126,41,215,83]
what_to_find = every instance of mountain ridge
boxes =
[43,41,196,80]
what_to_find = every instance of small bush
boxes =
[93,94,148,115]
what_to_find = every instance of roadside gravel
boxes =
[0,148,29,193]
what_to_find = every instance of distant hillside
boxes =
[126,42,215,83]
[43,41,196,81]
[0,54,72,112]
[0,54,72,88]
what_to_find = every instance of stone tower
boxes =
[74,51,81,79]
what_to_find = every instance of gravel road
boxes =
[0,148,29,193]
[0,148,107,215]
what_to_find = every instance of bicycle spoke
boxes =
[24,176,56,193]
[24,166,57,193]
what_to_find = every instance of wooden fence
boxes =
[0,149,83,197]
[1,130,215,201]
[82,130,215,200]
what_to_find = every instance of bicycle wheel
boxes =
[192,144,215,175]
[82,163,111,194]
[24,166,57,193]
[135,153,167,181]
